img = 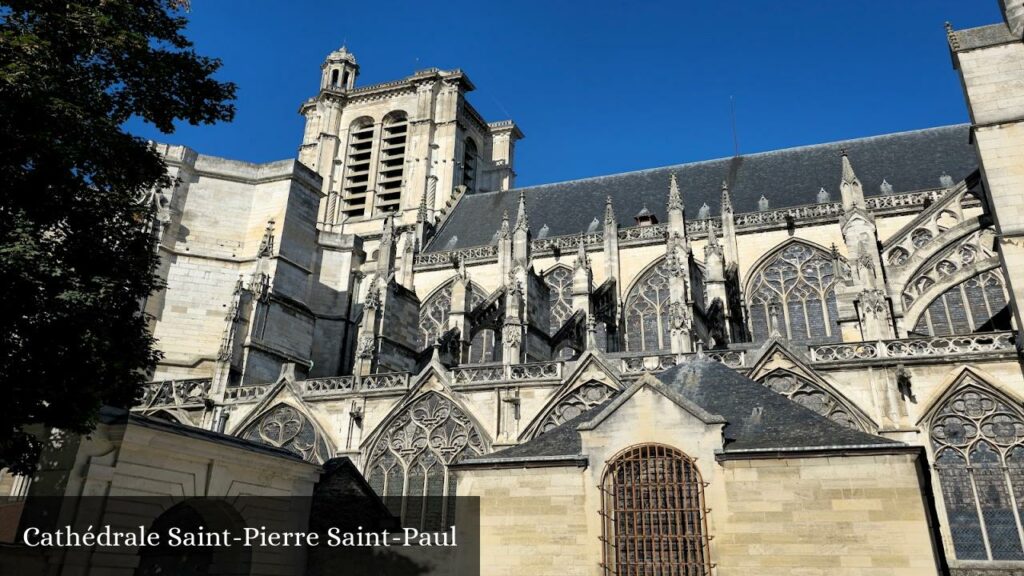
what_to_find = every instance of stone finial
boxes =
[416,188,429,223]
[499,209,510,240]
[514,190,529,232]
[573,235,589,270]
[667,173,683,212]
[940,173,954,188]
[697,202,711,219]
[257,219,276,258]
[839,151,866,211]
[327,45,357,64]
[880,179,894,195]
[720,180,733,213]
[757,195,769,212]
[604,196,616,226]
[841,150,859,185]
[817,187,830,203]
[587,217,600,234]
[945,22,961,51]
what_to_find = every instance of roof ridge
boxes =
[468,123,970,197]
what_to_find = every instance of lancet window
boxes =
[747,242,840,344]
[623,259,672,352]
[417,281,495,361]
[544,266,574,335]
[365,392,485,530]
[930,381,1024,561]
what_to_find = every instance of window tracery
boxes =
[930,382,1024,561]
[417,281,494,361]
[240,404,330,463]
[747,242,840,343]
[623,259,673,352]
[544,266,574,335]
[911,269,1010,336]
[365,392,485,529]
[535,381,617,437]
[600,444,711,576]
[902,228,998,310]
[757,370,862,430]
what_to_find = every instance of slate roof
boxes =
[466,358,895,463]
[426,124,976,252]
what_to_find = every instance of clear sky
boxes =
[127,0,1002,188]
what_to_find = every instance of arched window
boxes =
[748,241,840,344]
[534,381,617,437]
[462,138,478,192]
[930,381,1024,561]
[417,280,497,361]
[757,369,864,430]
[365,392,485,529]
[911,269,1011,336]
[544,266,573,335]
[330,69,339,87]
[623,259,672,352]
[342,117,375,219]
[240,404,331,463]
[601,444,711,575]
[375,112,408,215]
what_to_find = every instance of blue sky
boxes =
[128,1,1001,187]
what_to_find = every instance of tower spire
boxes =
[839,148,866,211]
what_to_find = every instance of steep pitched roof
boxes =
[427,124,975,252]
[467,358,895,463]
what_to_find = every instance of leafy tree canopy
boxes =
[0,0,235,474]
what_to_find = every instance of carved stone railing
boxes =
[301,376,356,396]
[362,372,410,391]
[616,349,746,375]
[452,363,505,385]
[532,231,603,254]
[509,361,562,381]
[137,378,212,409]
[619,224,667,244]
[224,384,269,403]
[809,331,1016,363]
[414,244,498,266]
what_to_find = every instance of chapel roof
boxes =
[426,124,976,252]
[464,358,896,463]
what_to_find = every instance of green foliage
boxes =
[0,0,235,474]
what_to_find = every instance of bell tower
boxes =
[321,46,358,91]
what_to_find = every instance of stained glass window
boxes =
[601,444,711,576]
[930,382,1024,561]
[748,242,840,344]
[912,269,1011,336]
[364,392,485,529]
[623,259,672,352]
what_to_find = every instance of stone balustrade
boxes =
[137,378,212,409]
[809,331,1015,362]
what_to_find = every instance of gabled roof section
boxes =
[462,358,896,464]
[426,124,976,252]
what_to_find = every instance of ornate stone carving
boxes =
[241,404,330,463]
[536,382,617,436]
[502,323,522,348]
[757,370,863,430]
[356,335,376,359]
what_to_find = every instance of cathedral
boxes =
[8,2,1024,576]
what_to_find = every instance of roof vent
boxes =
[444,235,458,250]
[757,195,770,211]
[537,224,550,239]
[634,205,658,227]
[940,173,954,188]
[587,217,600,234]
[817,187,830,203]
[880,179,894,195]
[697,203,710,219]
[749,406,764,425]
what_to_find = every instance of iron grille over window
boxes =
[747,242,841,344]
[600,444,711,576]
[930,381,1024,561]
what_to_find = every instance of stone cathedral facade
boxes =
[92,3,1024,575]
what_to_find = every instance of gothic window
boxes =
[748,242,840,344]
[623,259,672,352]
[342,117,374,218]
[535,381,617,437]
[757,370,863,430]
[240,404,330,463]
[930,382,1024,561]
[365,392,485,529]
[417,281,496,361]
[544,266,574,335]
[601,444,711,576]
[911,269,1011,336]
[461,138,478,192]
[375,112,407,215]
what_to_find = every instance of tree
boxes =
[0,0,235,474]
